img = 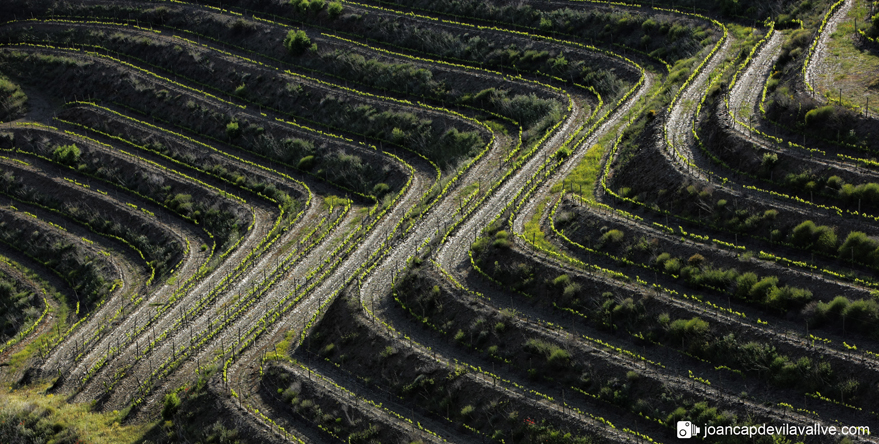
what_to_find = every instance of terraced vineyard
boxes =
[1,0,878,442]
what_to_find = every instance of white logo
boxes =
[677,421,701,439]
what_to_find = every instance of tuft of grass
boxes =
[522,198,555,252]
[266,329,297,361]
[552,143,604,198]
[379,345,397,358]
[322,195,349,211]
[0,75,28,121]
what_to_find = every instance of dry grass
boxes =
[817,2,879,113]
[0,383,154,444]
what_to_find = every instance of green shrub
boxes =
[523,338,570,367]
[550,55,568,73]
[297,155,315,170]
[471,237,489,255]
[599,229,624,245]
[791,220,817,244]
[460,405,475,417]
[167,193,194,214]
[827,175,845,189]
[225,121,241,139]
[784,171,816,189]
[791,220,837,254]
[839,182,879,206]
[668,317,709,339]
[668,66,690,84]
[390,127,406,143]
[435,128,482,168]
[492,230,510,248]
[735,272,758,298]
[539,17,552,30]
[842,299,879,331]
[321,343,335,356]
[454,330,465,342]
[548,348,571,365]
[612,298,636,317]
[766,285,812,311]
[771,356,813,388]
[562,282,581,298]
[760,152,778,170]
[492,238,511,248]
[657,312,670,325]
[327,2,343,18]
[664,258,682,274]
[162,392,181,420]
[372,182,390,196]
[804,105,837,128]
[655,252,672,266]
[684,266,737,289]
[815,228,838,254]
[281,384,299,402]
[820,295,851,317]
[769,229,782,242]
[838,231,879,266]
[379,346,397,358]
[869,13,879,38]
[52,143,81,165]
[812,296,851,324]
[283,29,312,55]
[289,0,310,12]
[552,274,571,287]
[349,425,379,443]
[748,276,778,301]
[0,404,81,443]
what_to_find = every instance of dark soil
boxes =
[263,363,417,444]
[472,237,879,415]
[299,292,602,444]
[553,199,879,328]
[608,120,879,279]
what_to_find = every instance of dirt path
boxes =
[662,35,734,184]
[725,31,879,199]
[5,1,879,441]
[486,21,879,436]
[219,147,436,442]
[0,129,224,387]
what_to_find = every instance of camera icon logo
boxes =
[677,421,700,439]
